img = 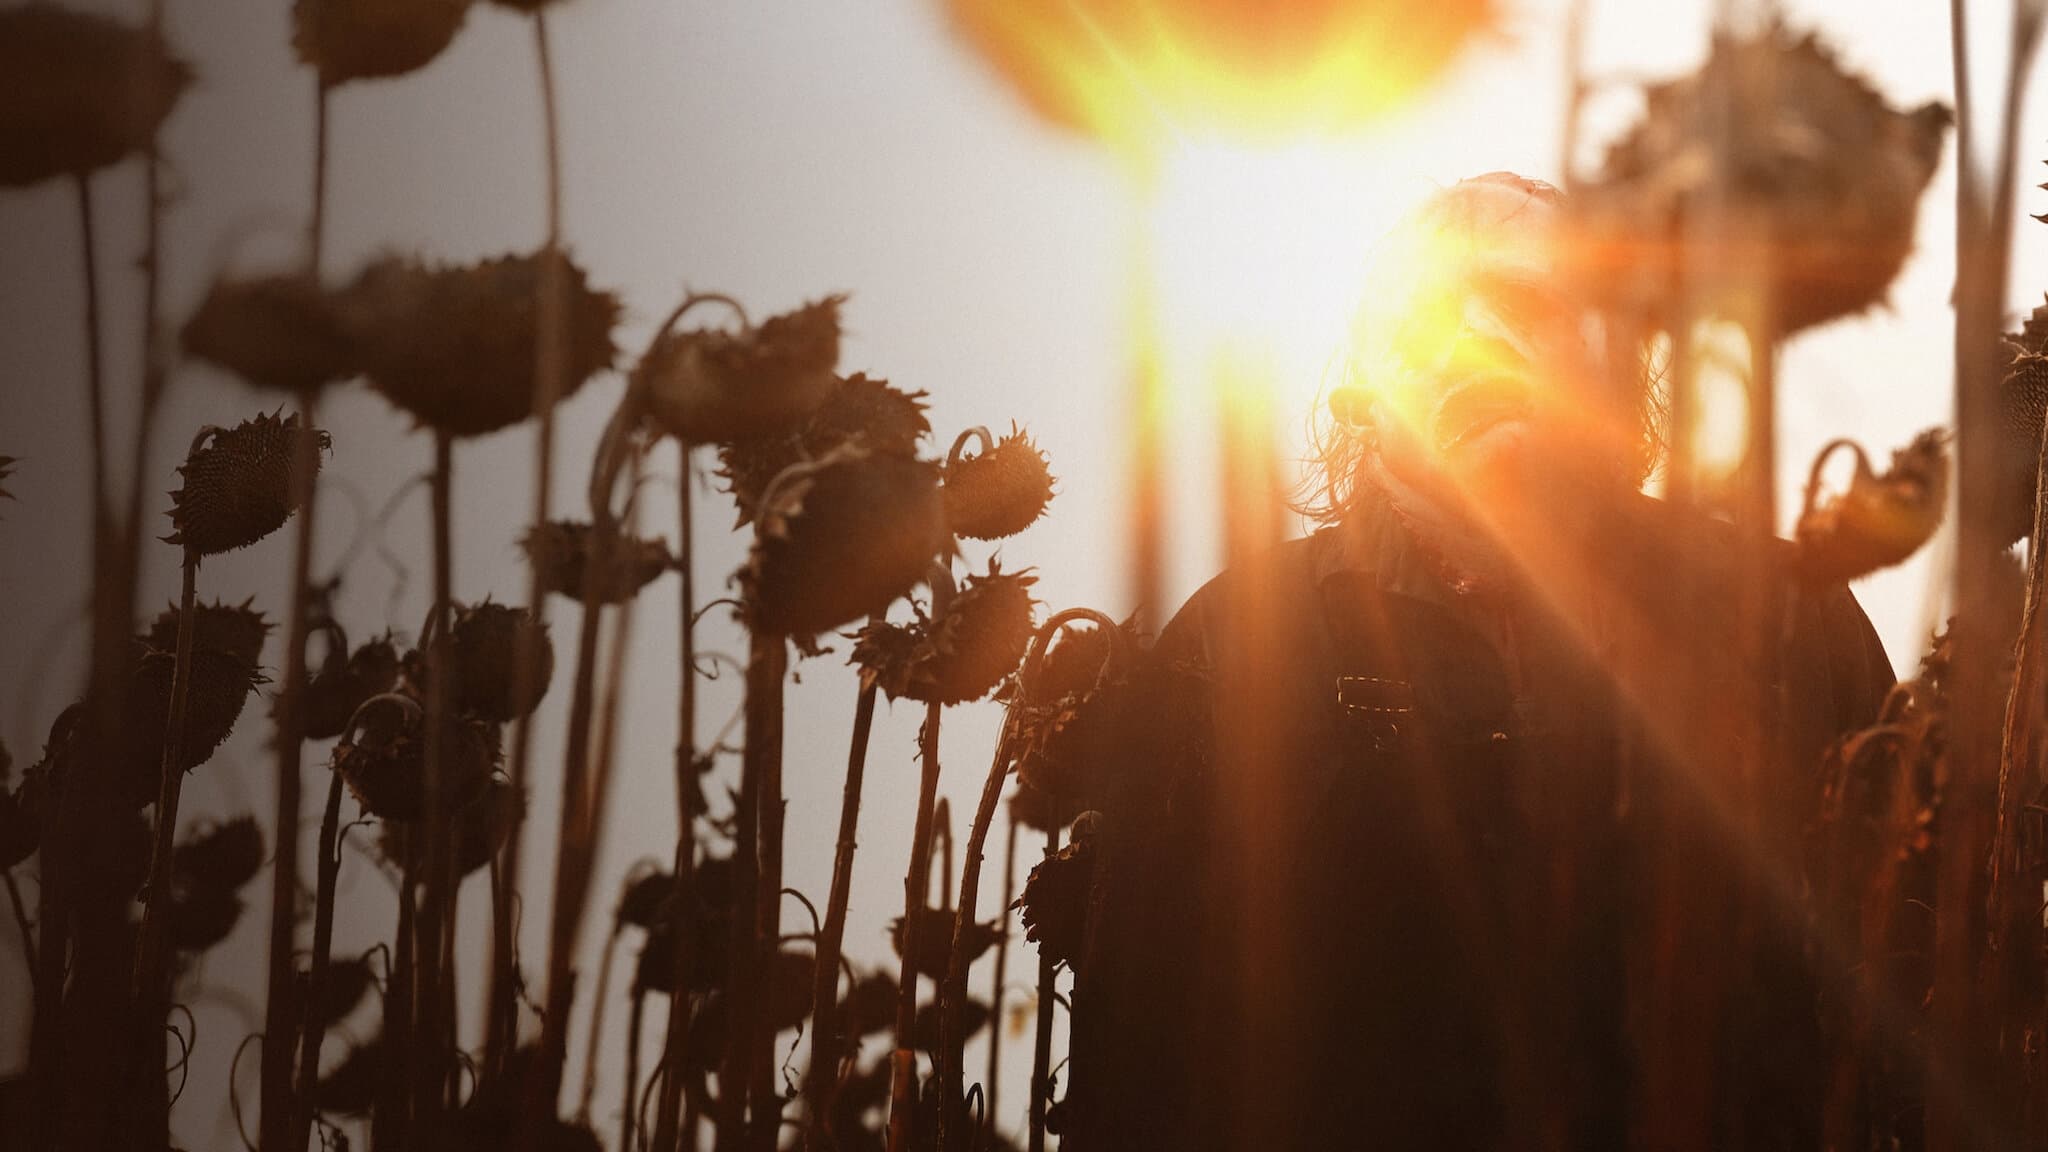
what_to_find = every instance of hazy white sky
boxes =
[0,1,2043,1146]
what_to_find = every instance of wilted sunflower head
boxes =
[741,445,949,639]
[0,5,191,188]
[888,904,1000,982]
[717,373,932,526]
[382,773,522,877]
[1997,300,2048,545]
[339,249,620,438]
[1578,23,1950,336]
[429,601,554,722]
[851,562,1037,705]
[299,630,402,742]
[167,412,329,558]
[1006,613,1141,809]
[292,0,473,87]
[1016,832,1095,972]
[147,598,272,668]
[181,272,357,394]
[1795,430,1949,585]
[640,296,845,445]
[173,813,266,893]
[520,519,673,605]
[942,424,1056,541]
[331,691,498,822]
[120,638,267,807]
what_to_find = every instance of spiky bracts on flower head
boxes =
[167,412,329,557]
[0,5,191,188]
[331,693,498,822]
[1005,615,1144,813]
[1017,826,1096,972]
[147,598,271,668]
[889,904,1001,982]
[943,425,1055,540]
[382,774,523,877]
[852,563,1037,705]
[717,373,931,526]
[520,520,674,605]
[1578,23,1950,336]
[292,0,472,87]
[298,631,402,741]
[181,273,357,394]
[741,445,948,639]
[641,296,845,445]
[340,249,619,438]
[119,639,267,807]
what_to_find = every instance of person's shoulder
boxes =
[1153,531,1337,664]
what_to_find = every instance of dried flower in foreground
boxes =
[1008,616,1139,808]
[181,273,357,394]
[383,774,522,876]
[340,250,619,438]
[432,602,554,721]
[717,372,931,526]
[292,0,472,87]
[943,425,1055,540]
[641,296,844,444]
[299,631,401,741]
[521,520,673,604]
[742,446,948,638]
[1998,300,2048,545]
[147,598,271,668]
[1017,824,1096,972]
[1795,429,1949,585]
[166,412,329,557]
[120,640,266,807]
[0,5,191,188]
[852,563,1037,704]
[1579,24,1950,335]
[331,693,497,822]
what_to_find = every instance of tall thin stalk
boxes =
[411,430,459,1130]
[495,6,571,1075]
[887,696,946,1152]
[131,548,198,998]
[653,440,700,1152]
[1025,795,1061,1152]
[743,632,789,1152]
[985,816,1018,1137]
[802,677,880,1144]
[290,771,348,1150]
[261,74,332,1152]
[623,984,649,1152]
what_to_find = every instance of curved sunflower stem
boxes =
[887,696,946,1152]
[290,770,347,1151]
[802,675,879,1146]
[652,439,699,1152]
[577,921,625,1122]
[622,984,649,1152]
[985,816,1018,1137]
[947,427,993,468]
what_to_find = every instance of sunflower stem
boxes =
[986,815,1018,1137]
[1025,803,1061,1152]
[935,733,1015,1152]
[131,547,197,1002]
[802,676,879,1146]
[290,770,346,1150]
[577,922,624,1123]
[745,630,789,1152]
[888,696,946,1152]
[622,984,648,1152]
[653,440,700,1152]
[411,428,459,1132]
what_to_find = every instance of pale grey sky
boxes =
[0,1,2043,1147]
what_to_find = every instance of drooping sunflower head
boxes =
[0,5,191,188]
[166,412,329,558]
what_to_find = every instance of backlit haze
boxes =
[0,1,2043,1146]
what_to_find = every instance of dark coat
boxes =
[1063,493,1895,1152]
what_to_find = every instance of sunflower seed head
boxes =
[167,411,329,557]
[0,5,191,188]
[641,296,845,445]
[716,373,932,526]
[520,519,673,605]
[173,813,265,893]
[1795,429,1949,584]
[943,424,1056,540]
[146,597,271,668]
[292,0,473,87]
[181,273,357,393]
[340,249,619,437]
[433,601,554,721]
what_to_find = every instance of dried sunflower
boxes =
[180,272,357,394]
[382,773,521,876]
[339,250,619,438]
[1017,832,1095,972]
[616,868,675,930]
[292,0,472,87]
[146,598,271,668]
[640,296,844,445]
[1998,300,2048,545]
[716,373,931,526]
[299,630,402,741]
[0,5,191,188]
[520,519,673,604]
[331,693,497,822]
[304,954,376,1029]
[120,640,267,808]
[172,814,265,892]
[1007,617,1140,811]
[1578,24,1950,336]
[911,996,990,1052]
[889,904,1000,982]
[942,425,1055,540]
[1795,429,1949,585]
[430,602,553,722]
[166,412,329,557]
[170,883,244,953]
[742,446,948,638]
[852,564,1037,705]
